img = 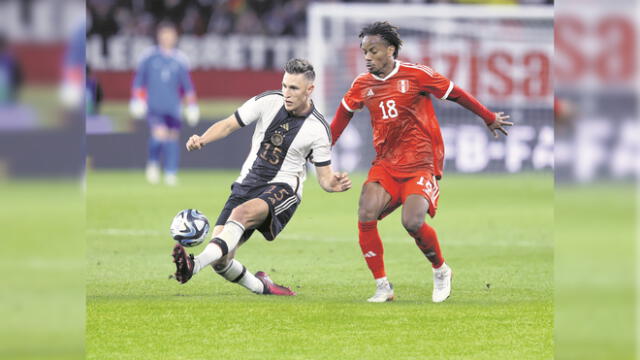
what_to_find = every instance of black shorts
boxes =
[215,182,299,241]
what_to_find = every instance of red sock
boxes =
[358,220,385,279]
[409,223,444,268]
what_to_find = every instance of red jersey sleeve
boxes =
[341,76,365,113]
[330,104,354,146]
[447,85,496,125]
[413,65,454,100]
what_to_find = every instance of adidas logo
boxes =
[280,123,289,131]
[366,89,374,97]
[363,251,377,258]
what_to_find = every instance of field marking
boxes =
[88,228,164,236]
[1,258,84,270]
[88,228,551,248]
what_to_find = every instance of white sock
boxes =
[214,259,264,294]
[193,220,245,274]
[375,277,389,287]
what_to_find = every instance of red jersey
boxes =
[341,61,453,177]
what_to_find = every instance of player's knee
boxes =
[167,130,180,141]
[230,203,262,227]
[401,216,423,234]
[358,206,379,222]
[230,205,252,224]
[152,127,168,140]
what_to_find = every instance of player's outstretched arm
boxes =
[446,85,513,138]
[185,113,242,151]
[315,165,352,193]
[330,103,354,146]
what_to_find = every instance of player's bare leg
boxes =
[172,201,264,284]
[402,195,452,303]
[189,198,268,275]
[146,125,168,184]
[172,200,294,294]
[358,182,395,302]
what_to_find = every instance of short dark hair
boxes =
[283,58,315,82]
[359,21,403,59]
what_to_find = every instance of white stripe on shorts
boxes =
[275,196,298,215]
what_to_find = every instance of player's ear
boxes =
[387,45,395,58]
[307,82,315,96]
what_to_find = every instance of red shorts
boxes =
[364,164,440,219]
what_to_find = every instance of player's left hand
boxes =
[331,172,352,192]
[487,112,513,138]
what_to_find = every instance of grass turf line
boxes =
[87,170,552,360]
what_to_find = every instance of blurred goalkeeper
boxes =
[130,21,199,186]
[331,22,513,303]
[171,58,352,295]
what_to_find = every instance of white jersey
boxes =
[233,90,332,199]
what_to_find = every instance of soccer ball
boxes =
[170,209,210,247]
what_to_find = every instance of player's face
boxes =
[360,35,395,76]
[157,27,178,49]
[282,73,314,115]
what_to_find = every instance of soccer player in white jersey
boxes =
[171,58,352,295]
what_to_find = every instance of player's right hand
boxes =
[186,135,204,151]
[129,98,148,119]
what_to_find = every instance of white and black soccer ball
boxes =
[170,209,210,247]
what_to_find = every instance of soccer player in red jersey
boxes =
[331,22,513,303]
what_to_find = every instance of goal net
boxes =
[308,4,554,174]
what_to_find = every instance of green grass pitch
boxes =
[0,180,84,360]
[86,170,553,359]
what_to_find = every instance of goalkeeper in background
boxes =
[130,21,199,186]
[331,22,512,303]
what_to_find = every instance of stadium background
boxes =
[0,0,637,359]
[83,1,555,360]
[85,0,554,176]
[82,1,556,360]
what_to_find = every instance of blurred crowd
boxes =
[88,0,552,40]
[88,0,308,39]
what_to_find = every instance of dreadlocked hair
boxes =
[359,21,403,59]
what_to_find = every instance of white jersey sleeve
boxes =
[235,90,283,127]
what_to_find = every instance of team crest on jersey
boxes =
[271,132,284,146]
[366,88,375,97]
[398,80,410,93]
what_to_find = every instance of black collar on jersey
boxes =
[286,100,315,119]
